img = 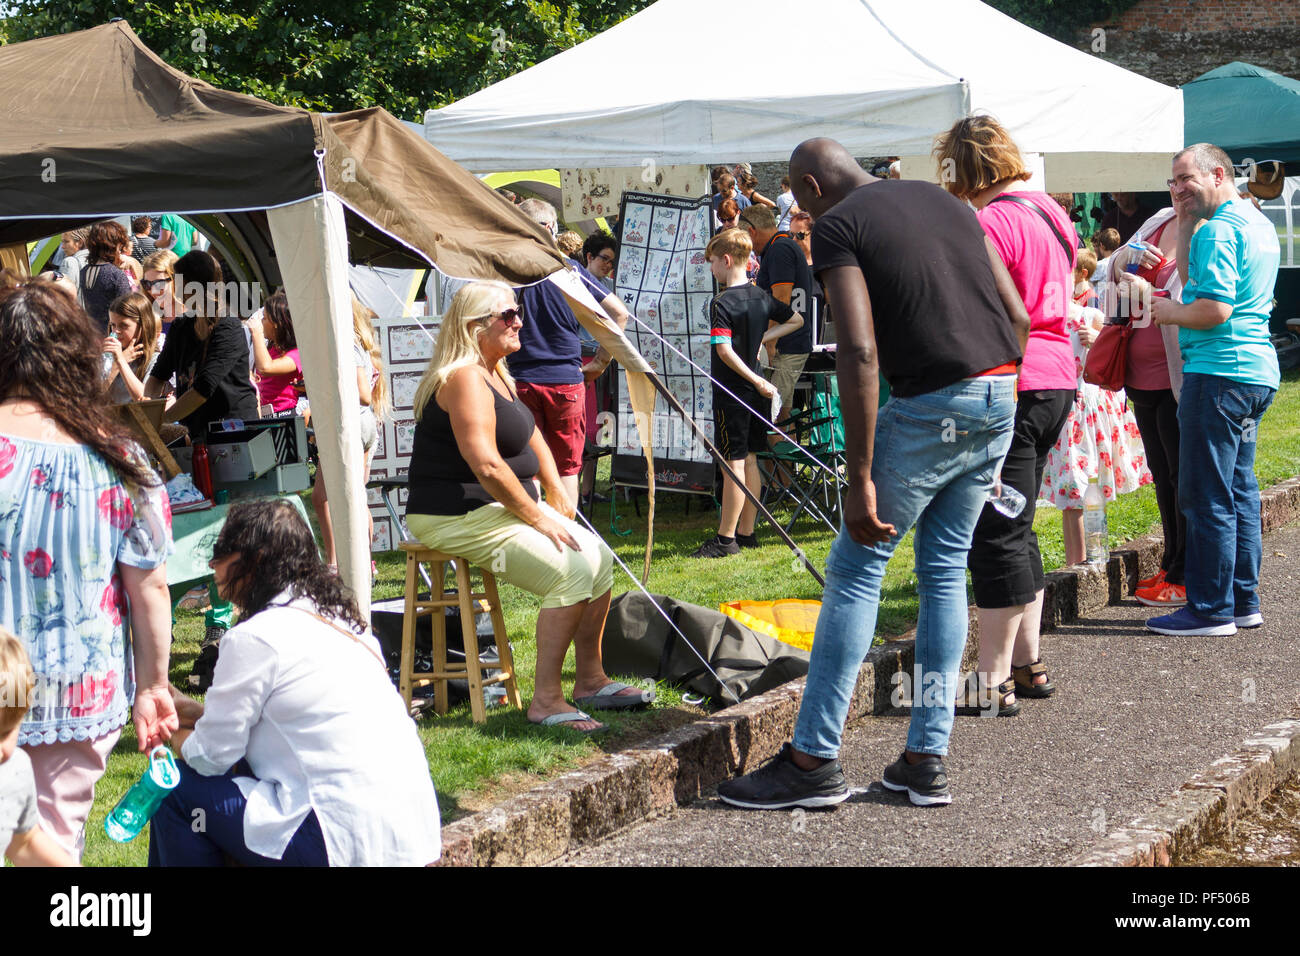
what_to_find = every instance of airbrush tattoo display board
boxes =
[611,191,716,494]
[364,312,439,552]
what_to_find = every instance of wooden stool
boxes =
[398,541,523,723]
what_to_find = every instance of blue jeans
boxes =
[1177,372,1275,621]
[792,376,1016,759]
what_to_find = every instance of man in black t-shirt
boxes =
[690,229,802,559]
[739,204,814,421]
[717,138,1031,812]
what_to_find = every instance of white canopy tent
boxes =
[425,0,1183,190]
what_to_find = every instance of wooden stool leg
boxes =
[431,560,449,715]
[400,551,419,715]
[480,569,522,710]
[456,560,487,724]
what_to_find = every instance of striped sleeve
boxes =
[709,295,733,345]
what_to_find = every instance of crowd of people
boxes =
[0,216,414,867]
[0,115,1285,867]
[717,127,1281,810]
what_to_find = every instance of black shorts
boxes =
[968,388,1074,608]
[714,393,768,461]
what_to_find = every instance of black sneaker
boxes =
[881,752,953,807]
[690,535,740,558]
[187,626,226,693]
[736,532,760,549]
[716,743,849,809]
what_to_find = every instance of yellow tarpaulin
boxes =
[720,600,822,652]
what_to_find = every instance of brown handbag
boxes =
[1083,322,1132,391]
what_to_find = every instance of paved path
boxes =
[560,520,1300,866]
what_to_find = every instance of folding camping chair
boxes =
[757,371,846,534]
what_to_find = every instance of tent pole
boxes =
[644,372,825,588]
[267,194,371,614]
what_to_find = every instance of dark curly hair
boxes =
[581,230,617,263]
[0,281,156,488]
[212,498,366,633]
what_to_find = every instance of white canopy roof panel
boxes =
[425,0,1182,187]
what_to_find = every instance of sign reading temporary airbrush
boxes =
[611,190,715,493]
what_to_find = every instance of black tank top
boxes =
[406,374,541,516]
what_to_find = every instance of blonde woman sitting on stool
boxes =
[404,281,653,734]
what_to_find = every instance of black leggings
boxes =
[968,389,1074,609]
[1127,386,1185,584]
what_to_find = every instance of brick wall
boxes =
[1080,0,1300,86]
[1105,0,1299,32]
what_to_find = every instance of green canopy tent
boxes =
[1183,62,1300,167]
[1184,62,1300,331]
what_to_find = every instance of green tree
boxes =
[3,1,654,119]
[983,0,1141,41]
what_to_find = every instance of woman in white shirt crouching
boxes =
[149,499,440,867]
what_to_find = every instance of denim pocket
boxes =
[879,403,966,486]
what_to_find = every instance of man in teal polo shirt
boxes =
[1145,143,1281,636]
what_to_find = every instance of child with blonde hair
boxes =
[1,631,75,866]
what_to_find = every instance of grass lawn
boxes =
[80,367,1300,866]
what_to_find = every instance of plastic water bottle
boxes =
[1123,238,1146,275]
[104,746,181,842]
[988,482,1026,518]
[101,330,118,378]
[1084,476,1107,566]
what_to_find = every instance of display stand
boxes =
[115,399,180,479]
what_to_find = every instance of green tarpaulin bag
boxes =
[602,592,810,705]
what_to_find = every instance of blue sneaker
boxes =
[1235,611,1263,628]
[1146,607,1236,636]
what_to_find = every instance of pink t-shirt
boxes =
[1125,255,1178,391]
[977,190,1077,391]
[257,345,302,413]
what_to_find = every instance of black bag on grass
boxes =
[370,596,505,706]
[602,592,809,705]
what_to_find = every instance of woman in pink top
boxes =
[1110,199,1186,608]
[934,115,1077,715]
[249,291,303,415]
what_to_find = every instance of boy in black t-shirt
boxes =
[691,229,802,559]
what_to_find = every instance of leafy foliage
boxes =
[2,1,655,120]
[983,0,1144,41]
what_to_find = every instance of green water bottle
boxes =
[104,746,181,843]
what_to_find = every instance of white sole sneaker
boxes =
[880,776,954,806]
[1235,613,1263,628]
[1135,592,1187,607]
[717,791,851,810]
[1146,619,1237,636]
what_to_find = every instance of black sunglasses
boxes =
[792,232,809,240]
[490,308,522,325]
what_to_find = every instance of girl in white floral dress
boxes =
[1040,253,1152,565]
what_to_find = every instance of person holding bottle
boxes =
[1107,191,1188,608]
[149,500,440,866]
[933,115,1076,716]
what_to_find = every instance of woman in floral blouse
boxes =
[0,279,175,860]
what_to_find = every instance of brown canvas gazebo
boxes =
[0,20,661,608]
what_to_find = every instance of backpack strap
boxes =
[988,193,1077,271]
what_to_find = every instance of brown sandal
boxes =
[955,675,1021,717]
[1011,659,1055,699]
